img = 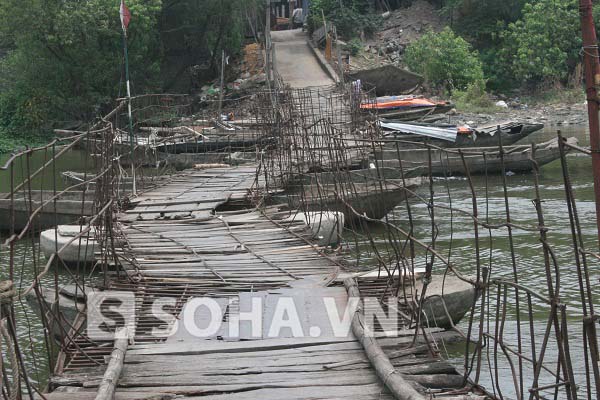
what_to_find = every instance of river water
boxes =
[0,127,597,397]
[0,148,95,389]
[347,125,598,399]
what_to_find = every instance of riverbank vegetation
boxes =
[0,0,594,152]
[0,0,261,152]
[312,0,593,110]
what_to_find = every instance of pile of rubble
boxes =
[198,43,267,101]
[360,0,446,67]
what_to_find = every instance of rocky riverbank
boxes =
[445,101,588,128]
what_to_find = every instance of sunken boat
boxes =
[352,270,477,329]
[26,284,94,341]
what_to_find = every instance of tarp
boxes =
[379,121,458,143]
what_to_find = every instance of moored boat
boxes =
[290,166,426,186]
[272,178,422,223]
[0,191,95,232]
[361,95,454,120]
[380,120,544,148]
[372,137,576,176]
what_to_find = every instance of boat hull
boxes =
[0,197,94,232]
[273,179,421,222]
[373,137,575,175]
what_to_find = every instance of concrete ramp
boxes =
[271,29,334,88]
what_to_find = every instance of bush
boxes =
[344,38,363,56]
[451,80,496,113]
[498,0,580,85]
[404,27,484,93]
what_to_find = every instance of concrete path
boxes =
[271,29,334,88]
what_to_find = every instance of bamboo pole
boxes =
[344,278,425,400]
[94,328,130,400]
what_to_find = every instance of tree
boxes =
[0,0,162,130]
[498,0,581,86]
[443,0,526,47]
[307,0,381,40]
[404,27,484,92]
[0,0,252,139]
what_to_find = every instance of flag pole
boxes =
[121,1,136,195]
[218,50,225,121]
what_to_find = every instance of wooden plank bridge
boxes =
[44,164,482,400]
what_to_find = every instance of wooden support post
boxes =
[344,278,425,400]
[94,328,130,400]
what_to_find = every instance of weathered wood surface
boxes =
[47,165,479,400]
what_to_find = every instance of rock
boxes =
[382,11,391,19]
[495,100,509,108]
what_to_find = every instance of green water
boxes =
[0,148,96,389]
[0,148,96,193]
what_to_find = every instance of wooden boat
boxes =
[157,152,230,170]
[0,191,95,232]
[372,137,576,176]
[381,120,544,148]
[361,95,454,120]
[290,166,426,186]
[271,178,422,223]
[347,65,424,96]
[154,136,276,154]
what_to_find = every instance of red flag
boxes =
[120,0,131,33]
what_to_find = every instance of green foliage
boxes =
[308,0,381,40]
[0,0,163,136]
[451,80,497,113]
[344,38,363,56]
[443,0,526,47]
[404,27,484,93]
[498,0,581,85]
[0,0,252,151]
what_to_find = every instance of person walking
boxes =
[292,7,304,29]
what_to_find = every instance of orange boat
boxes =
[360,96,439,110]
